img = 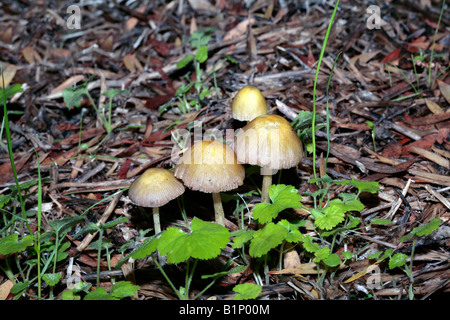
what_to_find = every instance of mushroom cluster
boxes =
[128,84,303,232]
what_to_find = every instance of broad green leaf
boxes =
[102,88,129,99]
[389,253,407,269]
[341,251,353,260]
[195,45,208,63]
[249,222,288,258]
[84,287,113,300]
[177,55,194,69]
[62,86,87,109]
[130,236,159,260]
[0,234,34,255]
[232,230,255,249]
[49,215,84,235]
[313,247,331,263]
[202,264,247,280]
[400,218,441,242]
[109,281,139,299]
[101,216,128,230]
[252,184,302,224]
[42,273,62,286]
[314,199,364,230]
[301,234,320,253]
[323,253,341,267]
[157,217,230,264]
[0,83,23,101]
[278,219,304,243]
[233,283,262,300]
[334,179,379,194]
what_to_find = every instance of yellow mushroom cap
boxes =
[231,85,267,121]
[234,114,303,169]
[128,168,185,208]
[175,140,245,193]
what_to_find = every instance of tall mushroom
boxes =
[128,168,185,235]
[231,85,267,122]
[175,140,245,226]
[235,114,303,203]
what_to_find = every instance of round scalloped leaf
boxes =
[157,217,230,264]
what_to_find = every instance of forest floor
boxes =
[0,0,449,301]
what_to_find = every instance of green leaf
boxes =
[0,234,34,255]
[313,247,331,263]
[130,236,159,260]
[101,216,128,230]
[370,218,392,225]
[389,253,408,269]
[301,234,320,253]
[42,273,62,286]
[334,179,379,194]
[109,281,139,300]
[189,28,214,48]
[249,222,288,258]
[202,264,247,280]
[49,215,84,235]
[400,218,441,242]
[102,88,129,99]
[157,217,230,264]
[233,283,262,300]
[62,86,87,109]
[313,199,364,230]
[323,253,341,267]
[0,83,23,101]
[195,45,208,63]
[84,287,113,300]
[278,219,304,243]
[177,55,194,69]
[252,184,302,224]
[341,251,353,260]
[232,230,255,249]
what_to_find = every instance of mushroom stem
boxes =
[212,192,225,226]
[153,207,161,236]
[261,167,273,203]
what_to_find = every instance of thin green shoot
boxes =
[428,0,446,86]
[310,0,340,180]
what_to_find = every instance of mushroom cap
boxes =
[231,85,267,121]
[234,114,303,169]
[128,168,185,208]
[175,140,245,193]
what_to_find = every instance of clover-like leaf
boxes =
[42,273,62,287]
[389,252,408,269]
[252,184,302,224]
[157,217,230,264]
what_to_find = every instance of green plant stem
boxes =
[35,149,42,298]
[96,229,104,287]
[311,0,340,180]
[428,0,446,86]
[1,64,30,236]
[152,252,183,300]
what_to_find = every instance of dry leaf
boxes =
[0,280,13,300]
[437,79,450,105]
[22,46,43,64]
[425,98,444,114]
[47,75,86,99]
[123,53,144,72]
[223,17,256,41]
[0,63,17,88]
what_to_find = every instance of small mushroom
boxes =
[231,85,267,122]
[128,168,185,235]
[175,140,245,226]
[234,114,303,203]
